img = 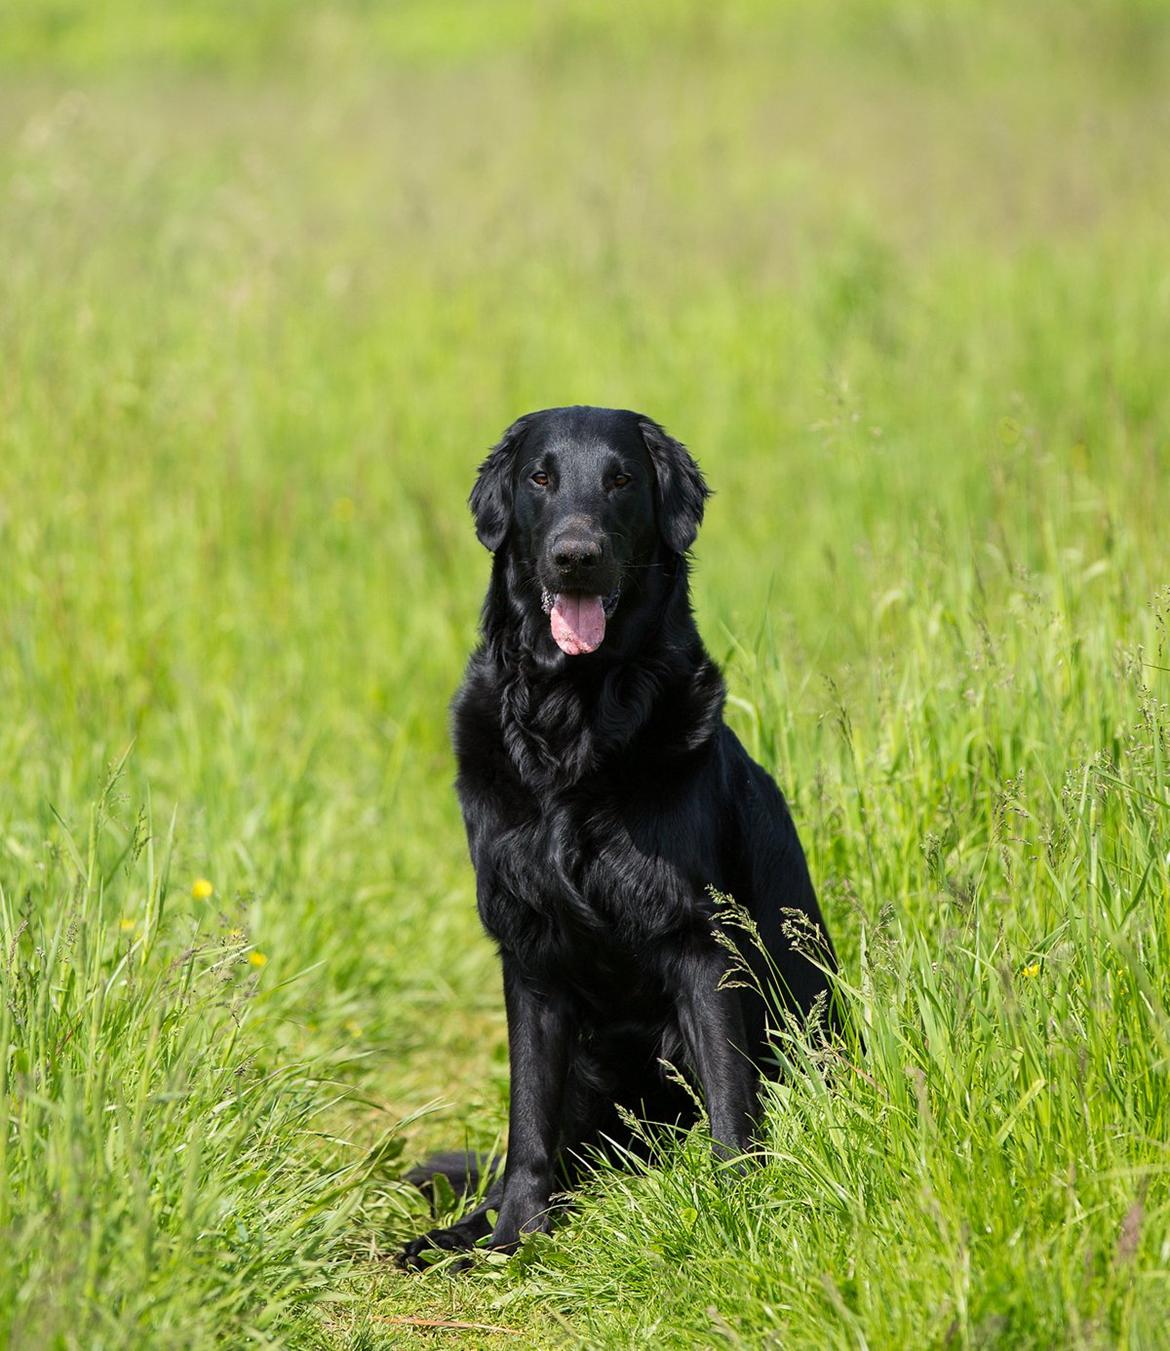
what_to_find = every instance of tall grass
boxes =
[0,761,417,1344]
[512,588,1170,1345]
[2,1,1169,1345]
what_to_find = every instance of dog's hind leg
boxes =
[404,1150,499,1199]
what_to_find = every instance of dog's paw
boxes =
[396,1224,477,1273]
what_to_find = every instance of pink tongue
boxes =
[550,593,606,655]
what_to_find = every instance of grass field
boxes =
[2,2,1170,1345]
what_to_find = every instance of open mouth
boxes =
[540,586,621,656]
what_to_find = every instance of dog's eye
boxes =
[613,474,631,489]
[531,472,549,487]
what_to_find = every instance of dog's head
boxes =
[470,406,709,656]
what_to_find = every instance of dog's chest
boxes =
[454,667,721,983]
[478,789,694,965]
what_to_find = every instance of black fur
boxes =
[399,406,837,1269]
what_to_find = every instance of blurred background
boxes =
[4,0,1166,838]
[2,1,1169,1344]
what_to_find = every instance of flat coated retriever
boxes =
[399,406,838,1268]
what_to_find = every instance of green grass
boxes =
[2,1,1169,1345]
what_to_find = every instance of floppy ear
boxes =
[639,419,710,554]
[469,415,531,551]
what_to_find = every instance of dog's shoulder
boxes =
[450,647,513,776]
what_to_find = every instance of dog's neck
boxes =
[476,547,726,788]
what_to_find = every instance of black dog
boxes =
[399,406,837,1268]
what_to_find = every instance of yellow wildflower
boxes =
[119,917,137,933]
[344,1020,363,1038]
[248,951,268,968]
[1022,962,1040,978]
[191,877,214,901]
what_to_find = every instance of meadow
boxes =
[2,1,1169,1345]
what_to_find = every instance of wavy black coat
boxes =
[400,407,837,1267]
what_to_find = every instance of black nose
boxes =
[552,537,603,572]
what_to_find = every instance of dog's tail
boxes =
[404,1151,501,1200]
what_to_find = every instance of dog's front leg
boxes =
[675,946,758,1161]
[489,957,572,1252]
